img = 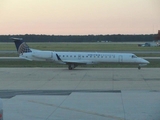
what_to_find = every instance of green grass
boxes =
[0,42,160,51]
[25,43,160,51]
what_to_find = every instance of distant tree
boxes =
[0,34,156,42]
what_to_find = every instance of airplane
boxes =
[138,30,160,47]
[12,37,149,70]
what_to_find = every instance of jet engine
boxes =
[32,51,52,59]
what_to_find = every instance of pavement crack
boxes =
[29,100,125,120]
[74,72,87,90]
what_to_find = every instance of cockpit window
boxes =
[132,55,137,58]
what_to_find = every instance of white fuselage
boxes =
[20,50,149,65]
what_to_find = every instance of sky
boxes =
[0,0,160,35]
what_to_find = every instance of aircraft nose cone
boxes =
[143,59,150,64]
[138,58,149,64]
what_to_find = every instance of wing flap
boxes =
[61,60,98,65]
[61,60,87,65]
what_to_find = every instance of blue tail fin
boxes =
[11,37,32,54]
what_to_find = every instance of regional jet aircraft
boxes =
[12,38,149,70]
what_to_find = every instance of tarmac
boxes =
[0,68,160,120]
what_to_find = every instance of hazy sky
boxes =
[0,0,160,35]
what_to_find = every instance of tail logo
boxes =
[18,42,31,54]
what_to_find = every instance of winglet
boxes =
[56,54,61,61]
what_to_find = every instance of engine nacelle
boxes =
[32,51,52,59]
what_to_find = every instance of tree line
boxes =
[0,34,156,42]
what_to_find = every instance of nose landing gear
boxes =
[138,64,148,70]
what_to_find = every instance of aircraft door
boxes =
[119,55,123,62]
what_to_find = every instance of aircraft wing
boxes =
[56,54,96,65]
[60,60,88,65]
[0,57,23,60]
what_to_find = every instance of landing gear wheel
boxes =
[68,64,78,70]
[68,65,73,70]
[138,66,141,70]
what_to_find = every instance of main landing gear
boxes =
[68,64,78,70]
[138,66,141,70]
